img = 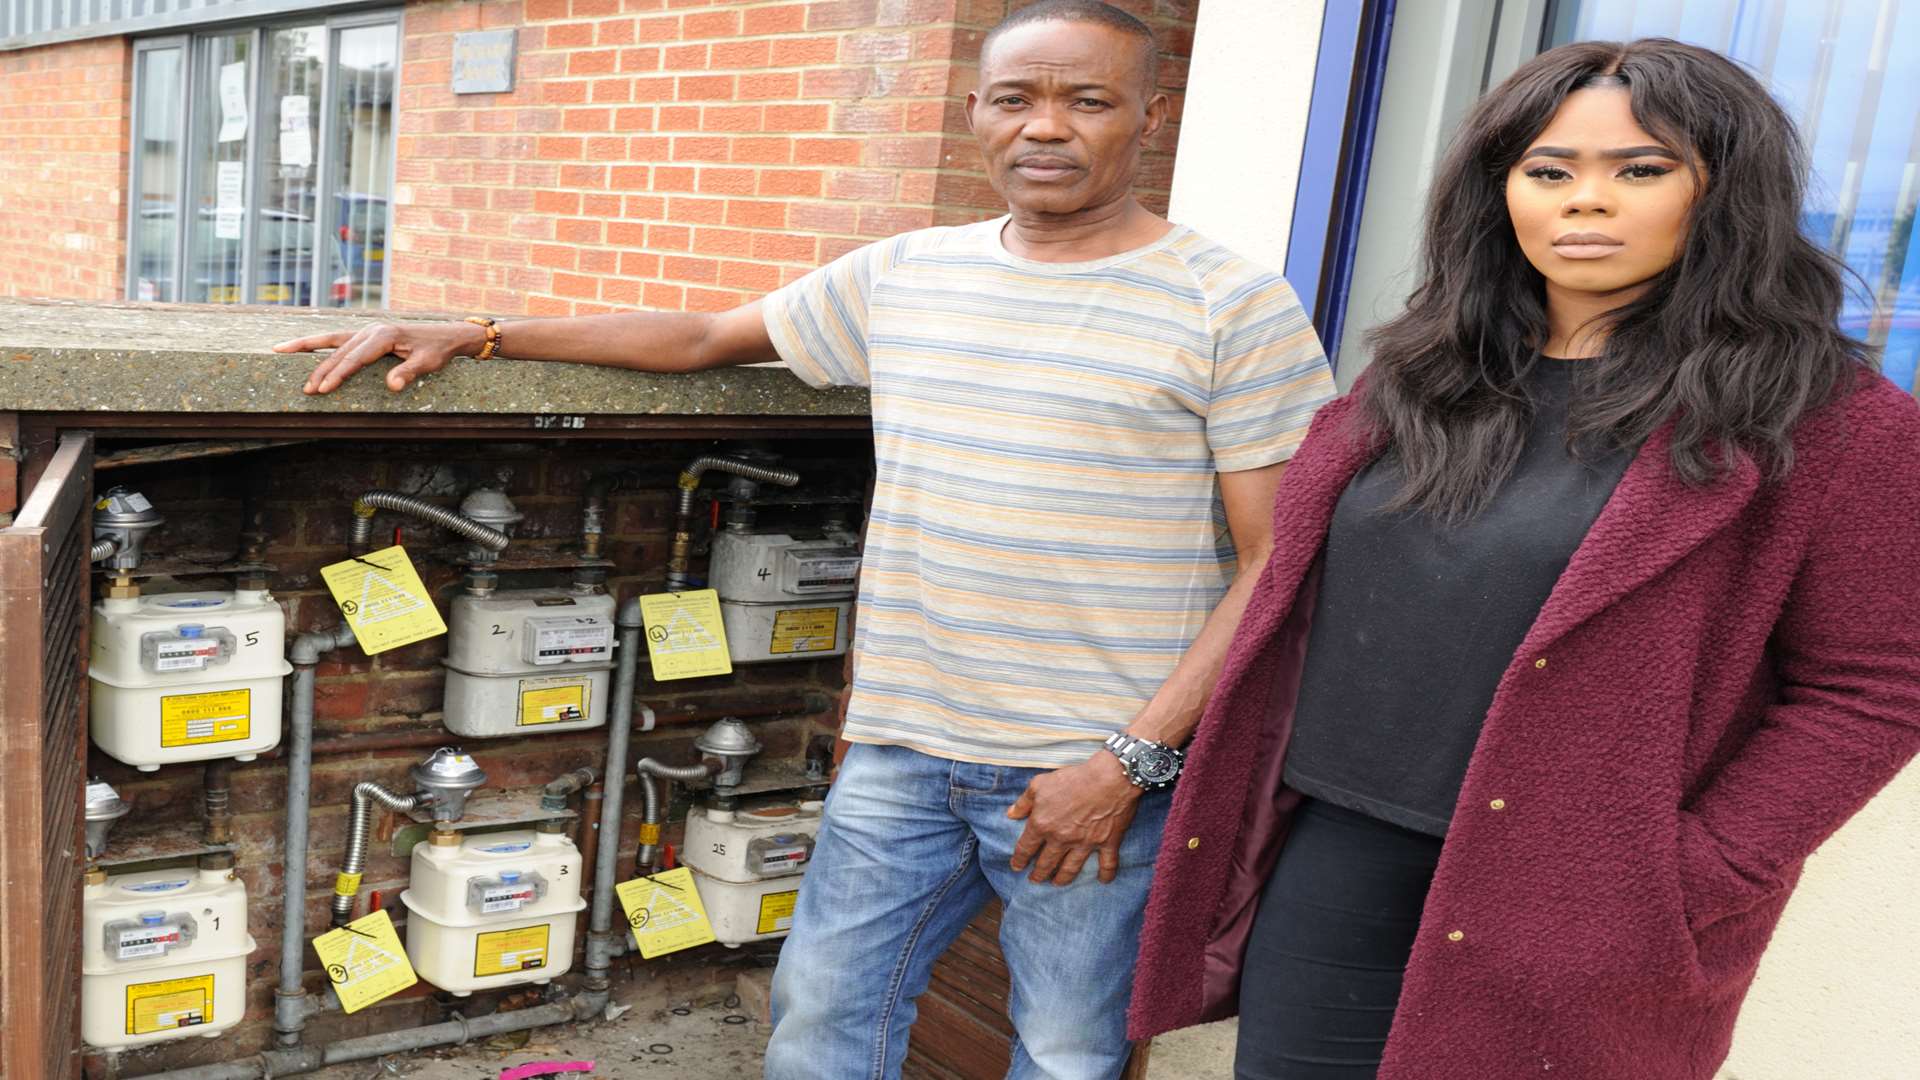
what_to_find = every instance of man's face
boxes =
[967,20,1166,217]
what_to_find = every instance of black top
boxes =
[1282,358,1633,836]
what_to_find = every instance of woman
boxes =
[1129,38,1920,1080]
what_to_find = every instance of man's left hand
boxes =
[1007,752,1142,886]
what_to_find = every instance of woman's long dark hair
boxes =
[1361,38,1872,521]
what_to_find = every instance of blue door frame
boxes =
[1284,0,1397,372]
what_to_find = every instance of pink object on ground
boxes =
[498,1063,594,1080]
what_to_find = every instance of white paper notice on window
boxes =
[215,160,245,240]
[218,61,248,142]
[279,95,311,168]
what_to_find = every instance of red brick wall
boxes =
[0,38,130,301]
[390,0,1196,317]
[85,437,863,1072]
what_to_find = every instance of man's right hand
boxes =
[277,320,485,395]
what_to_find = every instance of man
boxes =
[279,3,1334,1076]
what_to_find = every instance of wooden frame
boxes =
[0,433,95,1080]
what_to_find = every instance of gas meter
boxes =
[81,862,255,1049]
[681,797,824,946]
[401,828,587,995]
[708,530,859,663]
[90,589,291,770]
[442,587,616,737]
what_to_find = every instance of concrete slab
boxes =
[0,297,869,417]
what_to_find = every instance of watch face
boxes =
[1135,747,1178,784]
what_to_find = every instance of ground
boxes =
[304,983,1238,1079]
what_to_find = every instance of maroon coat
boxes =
[1129,374,1920,1078]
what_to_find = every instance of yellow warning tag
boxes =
[615,866,716,958]
[319,545,446,656]
[770,607,839,655]
[125,973,214,1035]
[313,909,417,1014]
[473,924,551,978]
[639,589,732,681]
[518,678,589,726]
[159,689,251,747]
[756,889,799,935]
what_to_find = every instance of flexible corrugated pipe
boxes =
[330,782,423,927]
[348,490,511,555]
[666,456,801,591]
[635,758,719,873]
[674,455,801,518]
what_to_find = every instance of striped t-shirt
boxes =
[763,217,1335,767]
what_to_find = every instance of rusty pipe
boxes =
[576,781,604,906]
[270,694,831,760]
[202,759,233,846]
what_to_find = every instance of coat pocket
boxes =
[1673,811,1794,987]
[1674,811,1784,932]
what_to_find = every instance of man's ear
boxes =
[965,91,980,136]
[1142,91,1170,143]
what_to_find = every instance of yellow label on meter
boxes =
[615,867,716,958]
[756,890,799,935]
[313,909,417,1014]
[318,545,446,655]
[639,589,732,680]
[770,607,839,655]
[125,973,213,1035]
[518,679,589,727]
[473,924,551,977]
[159,689,251,747]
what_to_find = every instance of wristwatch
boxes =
[1102,732,1185,790]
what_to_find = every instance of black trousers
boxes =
[1233,798,1444,1080]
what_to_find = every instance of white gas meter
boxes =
[401,828,587,995]
[708,530,859,663]
[443,587,616,737]
[89,589,291,770]
[681,798,823,946]
[81,863,256,1049]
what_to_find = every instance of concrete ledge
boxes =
[0,298,869,417]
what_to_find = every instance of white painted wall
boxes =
[1166,0,1325,274]
[1718,765,1920,1079]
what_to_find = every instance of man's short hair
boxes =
[980,0,1160,96]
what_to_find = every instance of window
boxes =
[126,11,398,309]
[1545,0,1920,391]
[1333,0,1919,393]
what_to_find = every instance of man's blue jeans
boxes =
[764,742,1171,1080]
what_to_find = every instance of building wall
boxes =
[1720,765,1920,1080]
[0,37,129,300]
[1165,0,1321,274]
[389,0,1197,318]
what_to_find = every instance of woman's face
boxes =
[1506,86,1700,301]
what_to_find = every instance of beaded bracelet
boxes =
[464,315,501,360]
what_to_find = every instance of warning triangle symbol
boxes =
[656,605,718,653]
[358,567,423,621]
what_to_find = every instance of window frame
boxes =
[123,7,404,309]
[125,34,189,303]
[1328,0,1555,387]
